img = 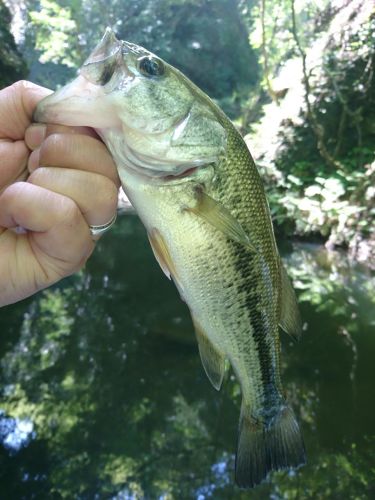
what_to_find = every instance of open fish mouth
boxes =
[33,75,109,127]
[33,28,127,128]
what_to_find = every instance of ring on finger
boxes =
[89,212,117,237]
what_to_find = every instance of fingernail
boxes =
[25,124,47,150]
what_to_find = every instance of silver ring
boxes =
[89,213,117,237]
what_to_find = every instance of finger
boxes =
[0,140,29,190]
[28,132,120,187]
[0,81,51,140]
[25,123,99,150]
[24,124,46,151]
[28,167,119,226]
[0,182,94,268]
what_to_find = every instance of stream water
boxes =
[0,215,374,499]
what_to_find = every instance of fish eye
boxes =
[138,56,165,78]
[99,61,116,85]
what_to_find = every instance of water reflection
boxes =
[0,217,374,498]
[0,411,35,452]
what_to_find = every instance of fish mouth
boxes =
[33,27,126,128]
[33,75,110,127]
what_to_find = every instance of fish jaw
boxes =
[33,75,121,129]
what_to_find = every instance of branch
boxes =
[326,65,363,149]
[290,0,342,169]
[334,105,347,157]
[261,0,279,104]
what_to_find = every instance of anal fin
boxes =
[192,316,226,391]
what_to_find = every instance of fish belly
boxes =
[120,170,280,411]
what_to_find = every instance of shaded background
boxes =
[1,0,374,498]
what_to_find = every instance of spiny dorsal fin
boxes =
[192,316,226,391]
[279,263,302,341]
[186,187,257,252]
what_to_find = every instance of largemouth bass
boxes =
[34,28,305,488]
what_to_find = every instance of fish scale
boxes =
[207,121,281,404]
[120,123,282,422]
[34,27,305,488]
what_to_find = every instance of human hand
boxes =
[0,81,120,306]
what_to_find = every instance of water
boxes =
[0,216,374,499]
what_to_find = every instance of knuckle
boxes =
[13,80,27,93]
[0,182,30,221]
[105,180,119,208]
[59,196,82,227]
[97,178,119,214]
[3,181,25,201]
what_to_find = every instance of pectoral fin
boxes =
[279,264,302,341]
[193,316,226,390]
[187,187,257,252]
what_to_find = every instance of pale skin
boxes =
[0,80,120,307]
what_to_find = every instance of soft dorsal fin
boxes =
[279,263,302,341]
[185,187,257,252]
[192,315,226,391]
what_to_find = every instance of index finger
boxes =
[27,132,120,187]
[25,123,99,151]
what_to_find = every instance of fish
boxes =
[34,28,306,488]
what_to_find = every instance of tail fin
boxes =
[235,403,306,488]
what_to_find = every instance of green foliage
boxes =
[29,0,79,67]
[0,0,27,88]
[249,0,331,95]
[285,244,375,321]
[23,0,258,114]
[250,2,375,254]
[270,441,375,500]
[104,0,258,101]
[270,154,375,248]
